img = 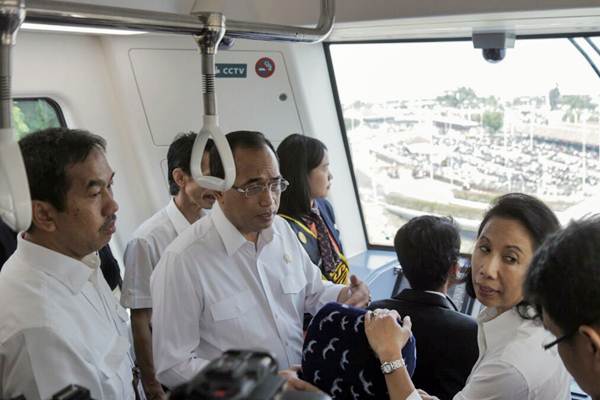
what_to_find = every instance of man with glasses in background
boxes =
[524,215,600,400]
[150,131,370,388]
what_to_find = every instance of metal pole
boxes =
[0,0,24,129]
[24,0,334,43]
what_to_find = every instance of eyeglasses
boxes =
[542,328,578,350]
[232,179,290,198]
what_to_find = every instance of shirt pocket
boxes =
[209,291,261,350]
[210,290,258,321]
[98,335,132,398]
[280,276,307,295]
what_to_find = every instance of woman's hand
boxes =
[364,308,412,362]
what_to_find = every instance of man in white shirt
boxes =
[150,130,370,388]
[525,216,600,400]
[0,128,134,400]
[120,132,215,400]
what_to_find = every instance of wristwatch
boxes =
[380,358,406,374]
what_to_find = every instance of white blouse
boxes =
[408,307,571,400]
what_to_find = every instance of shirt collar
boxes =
[478,307,522,350]
[166,198,193,235]
[211,202,275,257]
[16,235,98,294]
[424,290,447,299]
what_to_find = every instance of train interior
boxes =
[2,0,600,398]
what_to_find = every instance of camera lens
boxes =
[482,48,506,63]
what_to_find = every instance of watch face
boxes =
[382,364,392,374]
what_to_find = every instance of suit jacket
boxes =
[0,220,17,269]
[370,289,479,400]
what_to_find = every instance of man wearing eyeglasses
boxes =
[150,131,370,388]
[524,216,600,400]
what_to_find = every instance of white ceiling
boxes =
[29,0,600,40]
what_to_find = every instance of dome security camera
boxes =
[482,48,506,63]
[473,32,515,64]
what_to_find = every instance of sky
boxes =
[329,37,600,103]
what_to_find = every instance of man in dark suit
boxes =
[369,215,478,400]
[0,220,18,268]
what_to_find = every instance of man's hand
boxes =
[279,366,323,393]
[142,377,166,400]
[337,275,370,307]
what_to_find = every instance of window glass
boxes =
[329,38,600,251]
[12,98,64,139]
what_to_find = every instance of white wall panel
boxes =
[12,32,153,257]
[128,48,302,146]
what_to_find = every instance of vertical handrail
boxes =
[189,13,236,191]
[0,0,32,231]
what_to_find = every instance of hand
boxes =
[278,365,301,381]
[141,376,166,400]
[337,275,371,307]
[364,308,412,362]
[285,377,324,393]
[279,366,323,393]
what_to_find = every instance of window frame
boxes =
[324,32,600,250]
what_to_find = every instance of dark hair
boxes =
[277,134,327,217]
[395,215,461,291]
[19,128,106,212]
[167,132,214,195]
[466,193,560,301]
[209,131,276,180]
[525,216,600,335]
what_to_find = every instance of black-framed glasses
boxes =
[232,179,290,198]
[542,328,578,350]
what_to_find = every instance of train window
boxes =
[12,98,65,139]
[327,37,600,251]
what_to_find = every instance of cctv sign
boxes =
[216,63,247,78]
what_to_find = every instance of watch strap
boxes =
[380,358,406,374]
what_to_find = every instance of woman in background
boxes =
[365,193,571,400]
[277,134,350,285]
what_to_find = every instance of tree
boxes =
[11,99,62,139]
[561,95,597,123]
[436,87,478,108]
[12,104,29,139]
[482,111,503,133]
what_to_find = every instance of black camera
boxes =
[472,32,515,64]
[169,350,330,400]
[50,385,92,400]
[1,385,92,400]
[481,48,506,63]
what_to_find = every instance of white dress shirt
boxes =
[150,203,344,388]
[0,236,134,400]
[406,307,570,400]
[121,198,199,309]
